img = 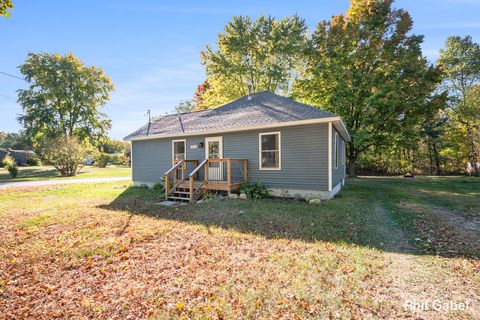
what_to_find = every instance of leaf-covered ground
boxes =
[0,177,479,319]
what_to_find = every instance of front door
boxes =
[205,136,223,181]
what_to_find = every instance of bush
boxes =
[26,156,42,166]
[118,154,131,166]
[240,182,269,199]
[152,183,164,193]
[38,137,87,176]
[93,152,111,168]
[2,155,18,178]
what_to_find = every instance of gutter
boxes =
[124,116,351,143]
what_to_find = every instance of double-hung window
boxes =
[172,139,186,162]
[259,132,281,170]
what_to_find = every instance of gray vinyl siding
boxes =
[132,123,331,191]
[331,127,346,187]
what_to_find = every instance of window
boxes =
[334,133,339,169]
[172,139,186,162]
[259,132,281,170]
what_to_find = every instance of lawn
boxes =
[0,165,131,181]
[0,177,478,319]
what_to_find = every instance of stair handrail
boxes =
[164,160,182,175]
[188,159,207,178]
[164,161,183,198]
[188,159,208,201]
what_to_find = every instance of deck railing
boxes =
[164,159,198,198]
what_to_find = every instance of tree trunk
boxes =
[347,142,357,178]
[432,142,441,175]
[467,125,480,176]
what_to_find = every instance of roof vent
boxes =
[247,85,252,100]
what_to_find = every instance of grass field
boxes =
[0,165,131,181]
[0,176,478,319]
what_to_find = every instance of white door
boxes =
[205,136,223,181]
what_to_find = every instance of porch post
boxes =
[243,160,248,182]
[205,161,209,184]
[165,174,169,198]
[189,177,193,201]
[227,159,231,191]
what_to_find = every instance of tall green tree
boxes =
[17,53,114,147]
[200,15,307,108]
[293,0,443,176]
[438,36,480,175]
[0,0,13,17]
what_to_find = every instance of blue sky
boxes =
[1,0,479,139]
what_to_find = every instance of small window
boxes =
[334,133,339,169]
[259,132,281,170]
[172,139,186,162]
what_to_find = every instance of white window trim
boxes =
[171,139,186,163]
[334,132,339,169]
[204,136,223,160]
[259,131,281,170]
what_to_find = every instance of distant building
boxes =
[0,148,37,165]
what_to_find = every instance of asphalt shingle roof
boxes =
[124,91,336,140]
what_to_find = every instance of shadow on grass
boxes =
[8,167,61,180]
[99,177,480,259]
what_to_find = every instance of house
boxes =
[0,148,37,166]
[124,92,350,202]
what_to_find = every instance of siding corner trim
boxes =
[328,122,332,191]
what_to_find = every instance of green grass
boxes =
[0,165,131,181]
[0,177,478,319]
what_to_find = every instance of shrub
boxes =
[26,156,42,166]
[93,152,111,168]
[2,155,18,178]
[202,192,224,201]
[38,137,87,176]
[240,182,269,199]
[118,154,131,166]
[152,183,164,193]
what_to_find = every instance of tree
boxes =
[193,80,211,110]
[101,139,129,154]
[421,111,448,175]
[293,0,443,177]
[438,36,480,175]
[0,0,13,17]
[199,15,307,108]
[173,99,195,113]
[462,85,480,174]
[0,131,32,150]
[38,136,87,176]
[17,52,114,147]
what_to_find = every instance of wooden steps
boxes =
[163,159,249,203]
[168,196,190,201]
